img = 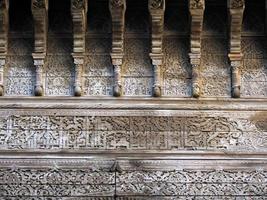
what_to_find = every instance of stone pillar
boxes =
[189,0,205,98]
[228,0,245,98]
[0,0,9,96]
[109,0,126,97]
[31,0,49,96]
[149,0,165,97]
[71,0,87,96]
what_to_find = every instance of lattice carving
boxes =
[109,0,126,97]
[228,0,245,98]
[0,0,8,96]
[31,0,48,96]
[189,0,205,98]
[149,0,165,97]
[71,0,88,96]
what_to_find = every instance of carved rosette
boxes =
[0,0,8,96]
[31,0,48,96]
[228,0,245,98]
[149,0,165,97]
[189,0,205,98]
[71,0,87,96]
[109,0,126,97]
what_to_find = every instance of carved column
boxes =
[71,0,87,96]
[109,0,126,97]
[189,0,205,98]
[31,0,48,96]
[228,0,245,98]
[149,0,165,97]
[0,0,9,96]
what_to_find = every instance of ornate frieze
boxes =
[228,0,245,98]
[0,0,8,96]
[149,0,165,97]
[109,0,126,97]
[189,0,205,98]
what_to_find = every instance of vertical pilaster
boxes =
[0,0,9,96]
[31,0,48,96]
[109,0,126,97]
[71,0,87,96]
[149,0,165,97]
[228,0,245,98]
[189,0,205,98]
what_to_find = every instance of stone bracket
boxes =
[189,0,205,98]
[109,0,126,97]
[31,0,49,96]
[149,0,165,97]
[228,0,245,98]
[0,0,9,96]
[71,0,88,97]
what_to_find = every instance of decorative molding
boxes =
[189,0,205,98]
[31,0,48,96]
[149,0,165,97]
[71,0,88,96]
[109,0,126,97]
[228,0,245,98]
[0,0,8,96]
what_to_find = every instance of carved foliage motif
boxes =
[1,114,264,151]
[190,0,204,10]
[72,0,86,10]
[149,0,163,10]
[110,0,124,8]
[32,0,46,9]
[230,0,245,9]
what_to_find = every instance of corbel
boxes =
[31,0,48,96]
[189,0,205,98]
[228,0,245,98]
[109,0,126,97]
[0,0,9,96]
[148,0,165,97]
[71,0,88,96]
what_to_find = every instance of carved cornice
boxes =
[189,0,205,98]
[228,0,245,98]
[109,0,126,97]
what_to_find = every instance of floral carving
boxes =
[71,0,85,9]
[110,0,124,8]
[149,0,163,10]
[231,0,245,9]
[32,0,46,9]
[190,0,204,9]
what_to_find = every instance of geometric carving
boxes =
[109,0,126,97]
[228,0,245,98]
[189,0,205,98]
[149,0,165,97]
[0,0,8,96]
[71,0,88,96]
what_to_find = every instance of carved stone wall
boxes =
[0,0,266,199]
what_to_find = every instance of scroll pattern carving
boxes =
[0,159,265,198]
[0,113,265,152]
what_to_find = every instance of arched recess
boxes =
[241,0,267,97]
[162,0,191,97]
[123,0,153,96]
[83,0,113,96]
[201,0,231,97]
[5,0,35,96]
[45,0,74,96]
